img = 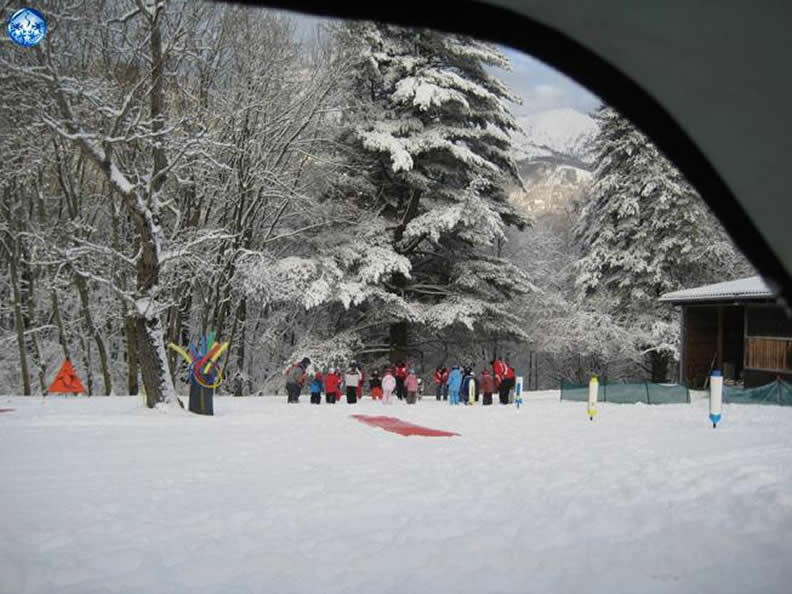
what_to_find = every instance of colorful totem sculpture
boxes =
[168,332,229,415]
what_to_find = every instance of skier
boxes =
[405,368,419,404]
[394,361,408,400]
[480,368,494,406]
[381,367,396,404]
[344,362,362,404]
[433,366,444,400]
[285,357,310,403]
[325,367,340,404]
[369,369,383,400]
[441,366,449,400]
[446,365,463,405]
[309,371,323,405]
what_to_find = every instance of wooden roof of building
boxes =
[659,276,776,304]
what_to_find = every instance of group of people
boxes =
[432,358,516,405]
[284,359,424,405]
[285,357,518,406]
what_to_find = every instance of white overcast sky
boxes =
[289,10,601,117]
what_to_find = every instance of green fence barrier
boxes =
[724,380,792,406]
[559,381,601,402]
[561,380,689,404]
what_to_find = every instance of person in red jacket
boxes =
[480,368,495,406]
[324,368,340,404]
[491,358,510,405]
[433,366,443,400]
[394,361,408,400]
[504,360,516,403]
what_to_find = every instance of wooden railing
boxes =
[746,337,792,372]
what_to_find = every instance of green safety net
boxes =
[561,381,689,404]
[647,382,691,404]
[603,382,647,404]
[559,381,601,402]
[724,380,792,406]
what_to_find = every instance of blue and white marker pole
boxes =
[515,376,523,409]
[710,369,723,428]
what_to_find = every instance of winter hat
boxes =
[301,357,311,367]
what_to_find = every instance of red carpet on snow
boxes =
[350,414,459,437]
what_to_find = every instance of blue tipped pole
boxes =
[710,369,723,428]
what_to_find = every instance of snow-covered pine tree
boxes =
[322,22,532,362]
[575,106,753,381]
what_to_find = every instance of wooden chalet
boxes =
[660,276,792,388]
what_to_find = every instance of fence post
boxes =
[645,382,651,404]
[778,376,782,405]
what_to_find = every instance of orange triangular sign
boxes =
[48,359,86,394]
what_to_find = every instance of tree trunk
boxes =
[650,351,670,383]
[21,253,46,394]
[135,7,178,408]
[74,274,113,395]
[51,289,71,361]
[80,330,94,396]
[9,245,31,396]
[125,314,139,395]
[231,298,246,396]
[389,321,408,363]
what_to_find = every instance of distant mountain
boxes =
[509,108,599,213]
[512,107,598,166]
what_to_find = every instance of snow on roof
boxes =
[659,276,775,303]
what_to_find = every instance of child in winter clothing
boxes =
[324,368,340,404]
[461,367,478,406]
[381,368,396,404]
[446,366,462,405]
[394,361,408,400]
[480,369,494,406]
[405,369,419,404]
[369,370,383,400]
[344,363,362,404]
[433,366,443,400]
[441,367,449,400]
[357,367,365,400]
[285,357,310,403]
[309,372,323,405]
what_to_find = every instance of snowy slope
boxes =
[3,395,792,593]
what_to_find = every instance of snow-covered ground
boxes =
[2,392,792,594]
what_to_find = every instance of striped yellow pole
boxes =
[588,375,598,420]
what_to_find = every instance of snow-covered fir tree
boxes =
[307,22,533,363]
[575,106,753,381]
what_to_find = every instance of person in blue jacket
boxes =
[309,371,323,405]
[446,365,463,405]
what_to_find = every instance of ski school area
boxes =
[3,386,792,594]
